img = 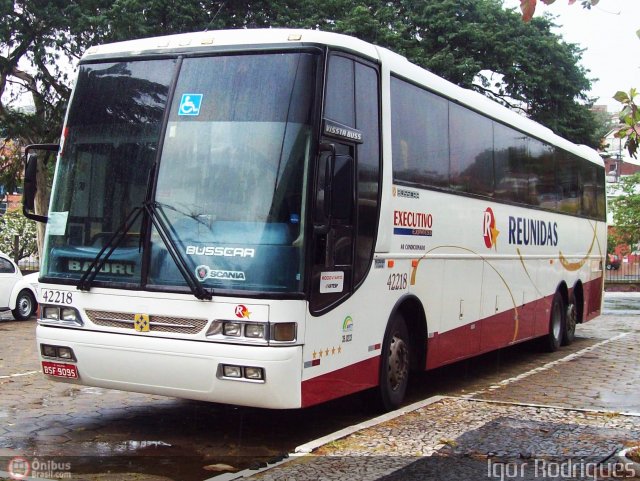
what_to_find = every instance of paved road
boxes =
[0,294,638,481]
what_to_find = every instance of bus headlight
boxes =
[244,323,265,339]
[42,306,60,321]
[206,320,293,345]
[61,308,81,323]
[40,305,84,327]
[222,322,242,337]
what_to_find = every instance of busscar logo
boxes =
[483,207,500,250]
[186,246,255,258]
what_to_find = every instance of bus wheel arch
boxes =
[376,296,427,411]
[391,295,428,371]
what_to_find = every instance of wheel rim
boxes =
[387,334,409,392]
[551,300,562,340]
[18,295,32,317]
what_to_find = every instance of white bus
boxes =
[26,29,606,411]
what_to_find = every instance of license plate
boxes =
[42,361,79,379]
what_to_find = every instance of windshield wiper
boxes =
[77,207,143,292]
[144,201,212,300]
[77,202,212,301]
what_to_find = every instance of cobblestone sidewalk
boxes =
[241,397,640,481]
[228,302,640,481]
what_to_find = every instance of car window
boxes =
[0,258,16,274]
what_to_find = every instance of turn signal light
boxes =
[272,323,296,342]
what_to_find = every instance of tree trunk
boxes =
[34,155,52,259]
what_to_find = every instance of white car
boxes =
[0,251,38,321]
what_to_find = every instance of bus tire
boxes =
[562,294,577,346]
[378,313,410,412]
[544,291,564,352]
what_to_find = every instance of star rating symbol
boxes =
[490,225,500,250]
[311,346,343,359]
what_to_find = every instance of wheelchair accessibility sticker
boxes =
[178,94,203,116]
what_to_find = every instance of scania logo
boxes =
[196,265,209,281]
[194,265,246,282]
[483,207,500,250]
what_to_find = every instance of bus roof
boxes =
[82,28,603,168]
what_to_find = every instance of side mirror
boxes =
[23,153,38,213]
[23,143,59,223]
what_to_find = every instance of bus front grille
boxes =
[85,310,208,335]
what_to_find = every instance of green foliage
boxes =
[0,209,37,261]
[1,0,601,149]
[0,140,22,195]
[613,89,640,159]
[610,172,640,248]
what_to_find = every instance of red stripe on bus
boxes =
[301,356,380,408]
[301,276,602,407]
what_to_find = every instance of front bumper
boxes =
[37,325,303,409]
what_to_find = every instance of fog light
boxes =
[43,306,60,320]
[245,323,265,339]
[244,367,264,380]
[57,347,74,360]
[222,365,242,378]
[41,344,57,358]
[272,322,297,342]
[223,322,242,336]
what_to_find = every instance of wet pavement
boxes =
[0,293,639,480]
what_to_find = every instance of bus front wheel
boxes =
[544,292,565,352]
[378,313,410,412]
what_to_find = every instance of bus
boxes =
[25,29,606,411]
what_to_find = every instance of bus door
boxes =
[310,53,381,314]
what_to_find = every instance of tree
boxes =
[610,172,640,248]
[1,0,602,165]
[614,89,639,159]
[0,139,22,195]
[518,0,639,158]
[0,209,37,262]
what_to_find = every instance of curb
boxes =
[205,395,449,481]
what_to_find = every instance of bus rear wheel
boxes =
[378,313,410,412]
[562,294,577,346]
[544,291,565,352]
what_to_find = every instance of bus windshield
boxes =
[42,52,319,294]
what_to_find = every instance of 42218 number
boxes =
[387,273,408,291]
[42,289,73,305]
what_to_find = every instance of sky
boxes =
[504,0,640,111]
